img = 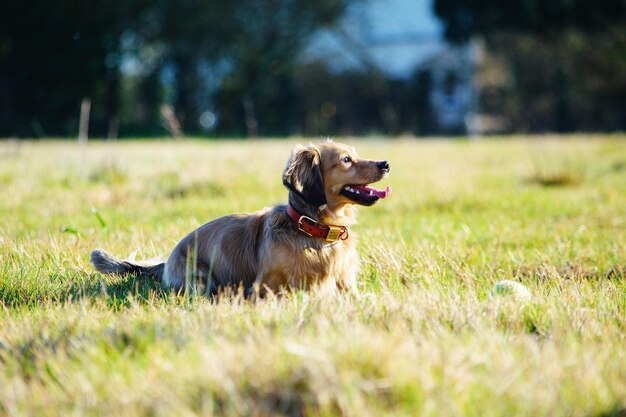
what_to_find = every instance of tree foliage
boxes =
[434,0,626,133]
[434,0,626,42]
[0,0,351,137]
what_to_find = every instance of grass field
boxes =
[0,135,625,417]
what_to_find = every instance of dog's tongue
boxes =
[352,184,392,199]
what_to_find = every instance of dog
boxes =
[91,141,391,296]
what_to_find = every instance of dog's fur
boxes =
[91,141,389,296]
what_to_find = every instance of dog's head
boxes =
[283,141,391,212]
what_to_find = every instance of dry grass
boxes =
[0,135,625,416]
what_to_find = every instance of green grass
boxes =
[0,135,625,416]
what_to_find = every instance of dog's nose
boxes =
[378,160,390,173]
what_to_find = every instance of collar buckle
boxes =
[297,215,315,237]
[326,226,342,241]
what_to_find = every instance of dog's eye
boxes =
[342,156,352,164]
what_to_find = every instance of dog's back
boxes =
[163,207,271,290]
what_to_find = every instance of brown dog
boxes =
[91,141,391,296]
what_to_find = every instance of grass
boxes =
[0,135,625,417]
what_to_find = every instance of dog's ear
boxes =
[283,144,327,208]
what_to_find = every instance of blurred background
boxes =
[0,0,624,139]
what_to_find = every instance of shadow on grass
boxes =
[1,267,246,310]
[67,274,169,309]
[0,273,171,310]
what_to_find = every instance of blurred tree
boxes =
[293,61,431,136]
[433,0,626,43]
[134,0,238,133]
[433,0,626,133]
[475,30,626,132]
[215,0,351,136]
[0,0,351,137]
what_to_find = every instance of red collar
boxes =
[286,204,349,241]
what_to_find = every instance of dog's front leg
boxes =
[336,275,360,297]
[248,270,277,299]
[335,248,360,296]
[254,268,296,298]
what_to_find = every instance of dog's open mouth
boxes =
[340,184,392,205]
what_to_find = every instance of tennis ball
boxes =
[492,280,532,302]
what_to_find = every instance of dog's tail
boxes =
[90,248,165,282]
